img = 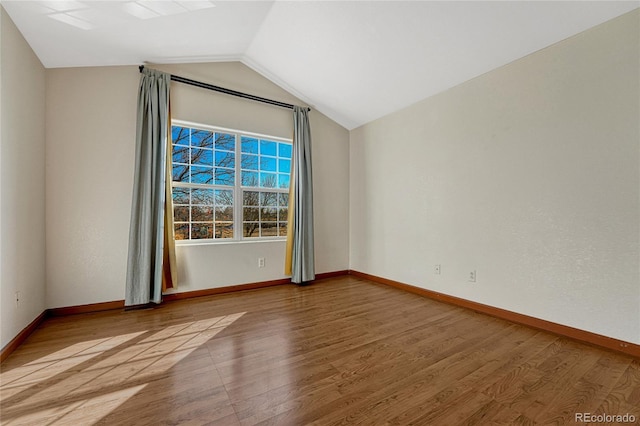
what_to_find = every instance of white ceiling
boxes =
[2,1,638,129]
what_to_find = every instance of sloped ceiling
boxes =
[2,0,638,129]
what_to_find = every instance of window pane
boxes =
[192,189,214,205]
[215,190,233,206]
[261,207,277,221]
[175,223,189,240]
[172,126,189,145]
[174,206,189,222]
[191,130,213,148]
[215,206,233,221]
[243,222,259,238]
[243,207,259,221]
[215,133,235,151]
[260,192,277,207]
[241,154,258,171]
[260,173,277,188]
[173,187,190,204]
[279,143,292,158]
[172,145,189,164]
[278,222,287,237]
[243,191,259,206]
[241,136,258,153]
[191,223,213,239]
[261,222,277,237]
[260,157,276,172]
[241,171,259,187]
[278,174,290,189]
[191,166,213,184]
[172,165,189,183]
[214,168,234,186]
[192,206,213,222]
[215,151,235,168]
[278,159,290,173]
[172,123,290,242]
[191,148,213,166]
[215,223,233,239]
[260,140,277,156]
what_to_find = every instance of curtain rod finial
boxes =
[139,65,145,73]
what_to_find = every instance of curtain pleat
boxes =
[125,68,171,306]
[284,167,295,276]
[285,106,315,283]
[162,105,178,291]
[162,104,177,291]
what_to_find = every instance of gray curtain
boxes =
[289,106,315,283]
[125,68,170,306]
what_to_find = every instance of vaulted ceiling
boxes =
[2,1,638,129]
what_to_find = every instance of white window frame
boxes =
[171,120,291,244]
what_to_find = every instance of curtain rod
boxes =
[139,65,310,112]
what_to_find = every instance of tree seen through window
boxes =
[171,123,291,241]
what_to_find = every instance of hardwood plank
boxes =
[350,270,640,357]
[1,276,638,425]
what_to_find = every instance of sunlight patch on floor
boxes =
[1,332,146,395]
[6,384,148,426]
[0,313,245,425]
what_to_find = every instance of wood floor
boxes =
[1,276,638,425]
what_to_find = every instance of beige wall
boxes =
[45,66,138,309]
[45,62,349,308]
[5,6,636,349]
[350,10,640,343]
[0,7,47,349]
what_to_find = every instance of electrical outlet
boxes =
[434,264,441,275]
[258,257,265,268]
[469,270,476,283]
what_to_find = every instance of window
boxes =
[171,121,291,242]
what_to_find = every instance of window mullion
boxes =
[234,132,242,241]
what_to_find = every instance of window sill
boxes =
[175,238,286,247]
